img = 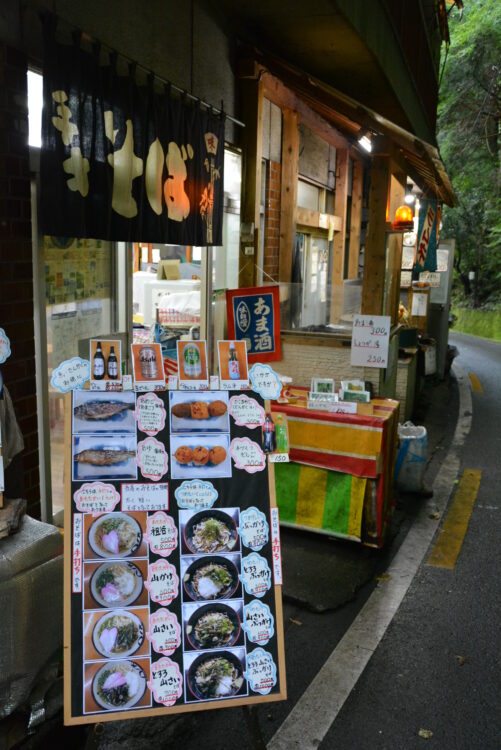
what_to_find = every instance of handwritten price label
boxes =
[243,601,275,646]
[239,507,269,551]
[148,657,183,706]
[229,394,265,428]
[147,610,181,656]
[51,357,90,393]
[121,483,168,512]
[244,648,277,695]
[249,363,282,400]
[350,315,390,369]
[145,559,179,606]
[0,328,11,364]
[144,512,178,557]
[73,482,120,516]
[240,552,272,598]
[136,392,167,436]
[137,437,168,481]
[174,479,218,510]
[230,438,266,474]
[72,513,83,593]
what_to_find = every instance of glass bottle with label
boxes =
[93,341,105,380]
[262,414,276,453]
[107,345,118,380]
[139,346,158,379]
[183,343,202,378]
[228,341,240,380]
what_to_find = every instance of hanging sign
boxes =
[64,389,286,724]
[415,200,438,271]
[226,286,282,363]
[40,15,224,246]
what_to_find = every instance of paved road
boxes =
[19,333,499,750]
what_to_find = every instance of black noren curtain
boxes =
[40,15,225,246]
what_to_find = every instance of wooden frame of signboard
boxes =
[63,393,287,726]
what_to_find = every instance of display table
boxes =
[272,389,399,548]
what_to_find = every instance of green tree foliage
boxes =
[438,0,501,306]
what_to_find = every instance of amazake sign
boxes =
[350,315,391,369]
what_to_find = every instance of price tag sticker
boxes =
[147,610,181,656]
[136,392,167,436]
[240,552,272,598]
[230,438,266,474]
[242,601,275,646]
[0,328,11,364]
[229,394,265,428]
[174,479,218,510]
[249,364,282,400]
[145,559,179,607]
[239,507,269,551]
[51,357,90,393]
[144,512,178,557]
[137,437,168,481]
[244,648,277,695]
[73,482,121,516]
[148,657,183,706]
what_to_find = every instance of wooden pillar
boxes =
[238,75,264,288]
[361,139,391,315]
[329,148,349,321]
[278,108,299,284]
[347,159,364,279]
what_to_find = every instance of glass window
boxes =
[297,180,320,211]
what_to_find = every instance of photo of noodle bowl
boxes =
[88,513,142,559]
[181,509,239,555]
[182,555,240,602]
[92,610,145,659]
[186,649,246,702]
[184,602,242,651]
[89,561,144,608]
[91,660,147,711]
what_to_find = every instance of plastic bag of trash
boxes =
[395,421,427,493]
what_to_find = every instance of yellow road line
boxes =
[468,372,483,393]
[427,469,481,569]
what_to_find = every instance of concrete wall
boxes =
[0,0,238,143]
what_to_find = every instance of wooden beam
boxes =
[329,148,349,322]
[361,148,391,315]
[262,72,357,156]
[238,77,264,288]
[347,159,363,279]
[296,207,342,232]
[278,108,299,284]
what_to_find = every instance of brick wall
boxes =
[263,160,281,280]
[0,43,40,517]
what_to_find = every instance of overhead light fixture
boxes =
[356,128,372,152]
[404,183,415,205]
[392,204,414,230]
[358,134,372,153]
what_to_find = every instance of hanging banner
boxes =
[226,286,282,363]
[40,16,224,246]
[415,200,438,271]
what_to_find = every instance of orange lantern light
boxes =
[392,204,414,230]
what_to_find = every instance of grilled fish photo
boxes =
[74,449,136,466]
[74,401,134,421]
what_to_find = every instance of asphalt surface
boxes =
[320,333,501,749]
[12,334,499,750]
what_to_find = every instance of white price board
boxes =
[350,315,391,369]
[411,293,428,317]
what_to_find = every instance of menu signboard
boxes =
[63,389,286,724]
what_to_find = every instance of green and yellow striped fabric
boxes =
[275,462,367,540]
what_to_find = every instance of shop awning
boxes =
[243,48,457,207]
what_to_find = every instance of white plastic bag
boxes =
[395,421,427,493]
